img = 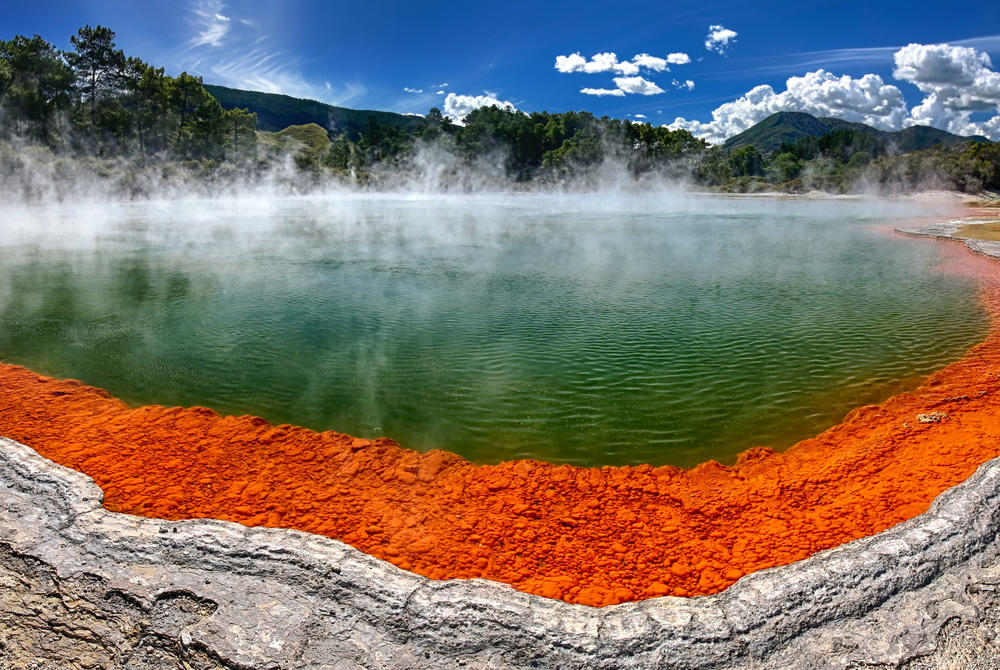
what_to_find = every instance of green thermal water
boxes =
[0,193,987,467]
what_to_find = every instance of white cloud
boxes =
[555,53,587,73]
[556,51,688,75]
[892,43,1000,139]
[436,89,445,95]
[893,43,992,89]
[669,69,907,144]
[580,87,626,97]
[983,114,1000,138]
[634,113,647,119]
[632,53,669,72]
[555,52,640,75]
[672,79,695,91]
[705,24,738,55]
[209,48,366,104]
[403,87,423,94]
[442,92,517,123]
[178,0,366,107]
[185,38,365,106]
[188,0,231,48]
[613,76,665,95]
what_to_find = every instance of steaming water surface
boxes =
[0,193,987,467]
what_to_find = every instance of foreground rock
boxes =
[5,436,1000,669]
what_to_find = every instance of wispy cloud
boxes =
[404,87,423,94]
[178,0,365,106]
[738,34,1000,78]
[188,0,231,48]
[200,45,366,105]
[955,33,1000,52]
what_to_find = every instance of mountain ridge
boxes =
[723,111,990,154]
[204,84,426,140]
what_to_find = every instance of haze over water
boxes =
[0,193,987,467]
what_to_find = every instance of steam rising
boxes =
[0,189,978,467]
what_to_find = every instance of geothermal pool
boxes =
[0,193,987,467]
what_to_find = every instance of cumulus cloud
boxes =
[632,53,669,72]
[403,87,423,94]
[188,0,231,48]
[633,113,648,119]
[442,92,517,123]
[555,52,640,75]
[705,25,737,55]
[672,79,695,91]
[555,50,692,98]
[613,76,665,95]
[892,43,1000,138]
[669,69,907,144]
[555,51,688,75]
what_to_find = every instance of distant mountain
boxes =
[204,84,426,140]
[723,111,989,154]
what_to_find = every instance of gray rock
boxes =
[4,435,1000,669]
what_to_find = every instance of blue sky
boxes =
[3,0,1000,141]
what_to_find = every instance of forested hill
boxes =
[724,111,989,154]
[204,84,424,139]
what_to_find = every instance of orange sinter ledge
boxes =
[4,233,1000,608]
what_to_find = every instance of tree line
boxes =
[324,105,709,184]
[694,128,1000,193]
[1,24,997,194]
[0,25,256,160]
[321,109,999,193]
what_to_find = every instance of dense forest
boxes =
[0,26,256,160]
[1,24,998,198]
[698,127,1000,193]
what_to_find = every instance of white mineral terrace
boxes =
[4,432,1000,669]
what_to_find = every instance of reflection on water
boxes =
[0,194,987,467]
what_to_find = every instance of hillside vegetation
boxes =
[205,84,423,139]
[723,111,988,154]
[257,123,332,168]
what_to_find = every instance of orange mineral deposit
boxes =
[4,235,1000,607]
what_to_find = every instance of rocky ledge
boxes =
[4,435,1000,670]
